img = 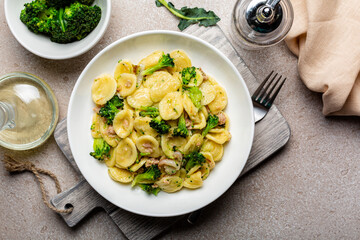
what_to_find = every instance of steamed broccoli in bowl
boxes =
[46,0,95,8]
[20,2,57,34]
[20,0,101,44]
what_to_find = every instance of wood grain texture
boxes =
[109,208,184,240]
[54,120,81,175]
[51,25,290,240]
[51,179,117,227]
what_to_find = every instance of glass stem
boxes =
[0,101,16,131]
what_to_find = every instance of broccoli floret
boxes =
[141,53,175,76]
[57,7,66,31]
[202,114,219,136]
[20,0,57,34]
[184,86,202,109]
[132,165,162,187]
[149,116,170,134]
[38,7,58,32]
[46,0,72,8]
[90,138,110,161]
[46,0,94,8]
[139,106,160,118]
[50,2,101,43]
[138,184,161,196]
[98,95,124,125]
[172,114,188,138]
[181,67,197,85]
[20,0,101,44]
[184,151,205,172]
[77,0,95,5]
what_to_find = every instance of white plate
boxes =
[4,0,111,60]
[68,30,254,217]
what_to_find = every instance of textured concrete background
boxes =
[0,0,359,239]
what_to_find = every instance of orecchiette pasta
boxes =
[161,131,187,158]
[123,99,135,112]
[201,139,224,162]
[91,113,102,138]
[99,118,120,147]
[183,171,203,189]
[207,85,228,114]
[90,50,230,195]
[136,135,161,158]
[113,109,134,138]
[134,117,158,137]
[169,50,192,72]
[147,71,181,103]
[187,165,201,176]
[207,76,219,87]
[159,92,183,120]
[114,59,134,79]
[139,50,163,69]
[201,152,215,169]
[200,105,209,119]
[179,168,187,179]
[191,112,206,130]
[200,163,210,180]
[129,130,139,145]
[199,80,216,105]
[91,74,117,105]
[105,148,116,168]
[155,176,183,193]
[182,93,198,120]
[223,112,230,130]
[127,87,153,109]
[128,158,147,172]
[108,167,134,183]
[206,129,231,144]
[116,73,137,97]
[183,133,203,154]
[187,69,204,87]
[115,138,137,168]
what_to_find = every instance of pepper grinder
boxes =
[231,0,294,50]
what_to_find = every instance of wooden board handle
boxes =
[51,179,117,227]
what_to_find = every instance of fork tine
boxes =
[265,78,286,107]
[262,74,282,103]
[252,70,273,100]
[257,72,278,103]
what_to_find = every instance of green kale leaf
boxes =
[155,0,220,31]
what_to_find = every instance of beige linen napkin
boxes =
[285,0,360,116]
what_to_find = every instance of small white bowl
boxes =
[4,0,111,60]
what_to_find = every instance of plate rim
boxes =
[67,30,255,217]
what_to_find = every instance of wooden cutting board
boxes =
[51,25,291,240]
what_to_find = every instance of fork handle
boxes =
[187,209,202,224]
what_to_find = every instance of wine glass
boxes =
[0,72,58,150]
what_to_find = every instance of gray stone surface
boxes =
[0,0,359,239]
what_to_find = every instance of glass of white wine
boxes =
[0,72,58,150]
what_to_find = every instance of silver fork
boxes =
[187,71,286,225]
[252,71,286,123]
